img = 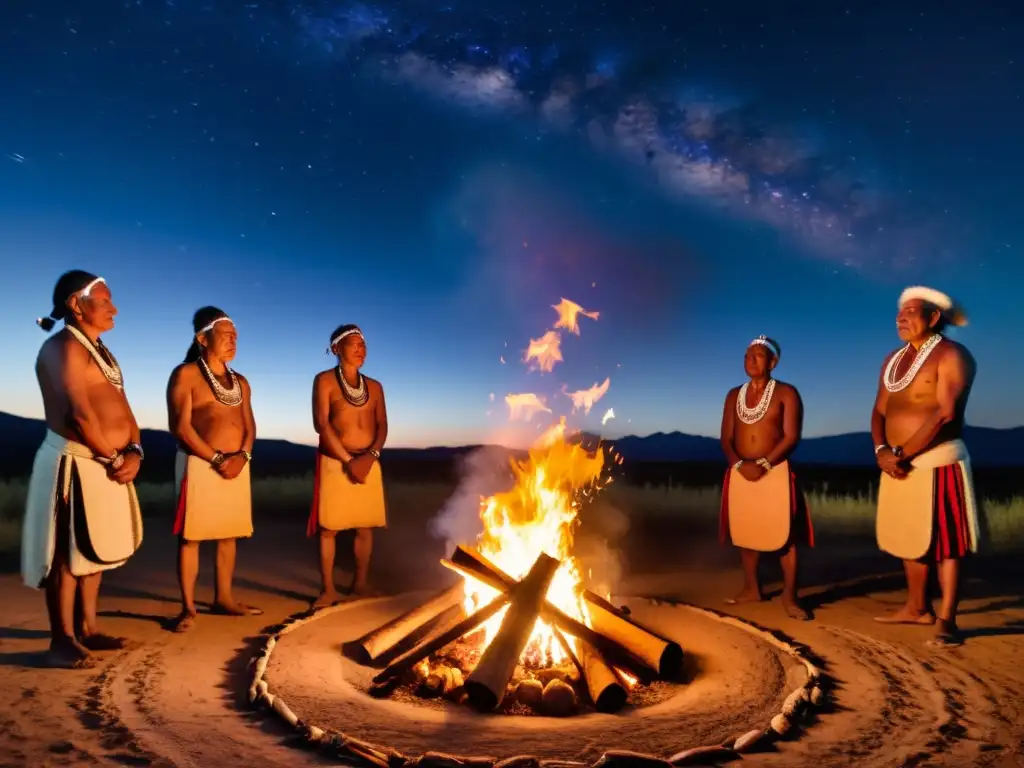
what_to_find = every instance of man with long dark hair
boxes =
[166,306,259,632]
[24,270,145,668]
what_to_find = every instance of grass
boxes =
[1,474,1022,555]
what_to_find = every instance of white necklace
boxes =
[198,356,242,407]
[66,325,124,392]
[884,334,943,393]
[736,378,775,424]
[337,367,368,407]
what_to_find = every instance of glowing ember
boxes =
[523,330,563,372]
[552,298,600,335]
[564,378,610,414]
[461,419,608,666]
[601,407,615,425]
[505,392,552,421]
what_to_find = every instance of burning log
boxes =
[347,582,466,665]
[374,592,512,684]
[582,592,684,678]
[445,547,656,682]
[578,639,627,713]
[464,553,560,712]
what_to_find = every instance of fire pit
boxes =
[344,423,684,716]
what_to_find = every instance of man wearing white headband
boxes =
[307,323,390,605]
[24,270,145,668]
[719,335,813,621]
[166,306,259,632]
[871,286,978,647]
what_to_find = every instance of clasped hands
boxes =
[106,450,141,485]
[214,451,249,480]
[876,447,910,479]
[346,452,377,483]
[736,460,767,482]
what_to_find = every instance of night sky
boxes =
[2,1,1020,448]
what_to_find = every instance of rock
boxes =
[770,712,793,736]
[535,667,574,687]
[418,674,446,699]
[782,687,809,716]
[594,749,673,768]
[495,757,541,768]
[809,685,825,707]
[733,728,770,753]
[516,679,544,709]
[414,752,496,768]
[541,679,576,717]
[667,745,739,765]
[450,667,465,689]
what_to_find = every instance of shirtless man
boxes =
[167,306,259,631]
[719,335,814,621]
[871,287,977,647]
[25,270,145,668]
[307,324,389,605]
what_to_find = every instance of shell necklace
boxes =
[884,334,943,393]
[736,378,775,424]
[66,325,124,392]
[198,356,242,407]
[336,367,368,407]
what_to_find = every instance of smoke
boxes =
[574,492,631,598]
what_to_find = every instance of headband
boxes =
[329,327,363,348]
[78,277,106,298]
[35,276,107,331]
[898,285,968,327]
[748,335,781,360]
[198,316,234,335]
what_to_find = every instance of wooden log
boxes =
[373,591,512,684]
[581,592,684,678]
[444,549,656,682]
[347,582,466,664]
[551,627,583,674]
[464,553,559,712]
[579,638,627,713]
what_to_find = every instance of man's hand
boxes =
[737,461,765,482]
[218,453,247,480]
[347,453,375,484]
[876,448,908,479]
[110,452,141,484]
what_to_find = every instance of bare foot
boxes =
[311,591,343,609]
[80,633,128,651]
[927,618,963,648]
[211,602,264,616]
[350,582,383,598]
[782,599,811,621]
[46,637,94,670]
[873,606,935,625]
[170,611,197,633]
[724,590,763,606]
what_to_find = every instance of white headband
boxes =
[748,335,781,360]
[898,286,968,327]
[330,327,363,348]
[78,277,105,298]
[198,316,234,335]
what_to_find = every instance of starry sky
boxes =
[1,1,1021,449]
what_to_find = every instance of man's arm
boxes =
[166,366,220,462]
[369,380,389,455]
[312,373,354,464]
[719,388,742,465]
[239,374,256,454]
[870,356,892,450]
[58,340,119,460]
[898,347,969,459]
[764,385,803,466]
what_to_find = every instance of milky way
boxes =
[129,0,941,269]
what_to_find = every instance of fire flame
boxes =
[601,407,615,425]
[564,378,610,415]
[523,331,563,372]
[552,298,599,335]
[461,419,607,665]
[505,392,552,422]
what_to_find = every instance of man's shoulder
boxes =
[773,379,800,397]
[937,337,976,368]
[170,361,199,381]
[314,368,339,387]
[364,374,384,391]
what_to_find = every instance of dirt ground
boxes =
[1,509,1023,768]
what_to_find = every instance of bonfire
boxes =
[347,420,682,716]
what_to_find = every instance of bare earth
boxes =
[1,512,1023,768]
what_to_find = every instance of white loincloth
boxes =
[21,430,144,588]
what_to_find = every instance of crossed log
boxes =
[358,545,683,712]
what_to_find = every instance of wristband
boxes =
[874,444,888,455]
[732,460,743,471]
[210,451,225,467]
[369,449,381,459]
[241,450,252,463]
[756,457,773,472]
[124,442,144,460]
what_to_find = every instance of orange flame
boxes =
[564,378,610,415]
[504,393,552,421]
[461,419,608,665]
[601,407,615,425]
[523,331,563,372]
[552,298,600,335]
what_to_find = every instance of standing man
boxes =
[872,287,978,647]
[307,324,389,606]
[167,306,259,633]
[719,335,814,620]
[23,270,145,668]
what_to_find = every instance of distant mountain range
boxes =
[0,411,1020,480]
